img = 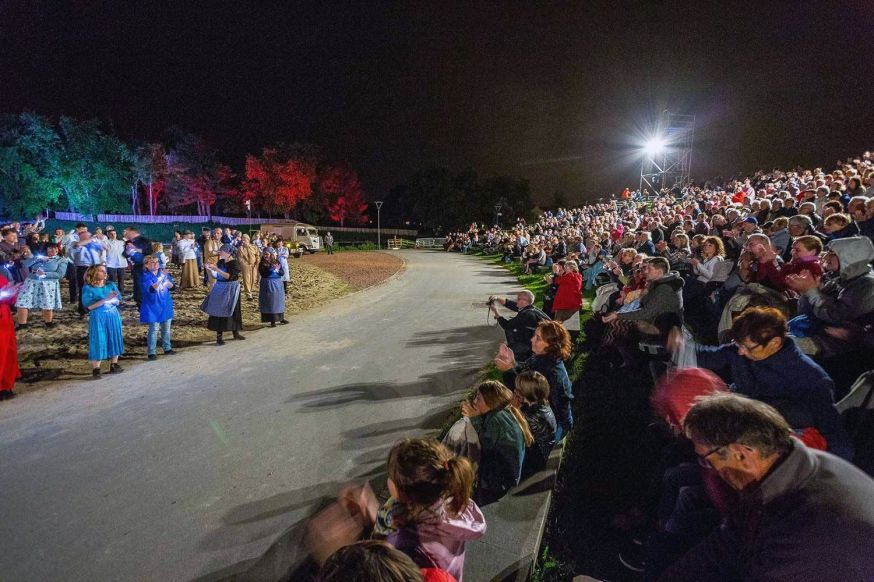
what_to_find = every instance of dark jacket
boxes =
[695,340,853,460]
[496,300,549,361]
[660,442,874,581]
[507,355,573,416]
[637,239,656,256]
[520,403,556,474]
[472,408,525,495]
[617,271,684,326]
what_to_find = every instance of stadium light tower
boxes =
[375,200,383,249]
[639,110,696,195]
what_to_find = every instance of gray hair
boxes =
[684,393,792,458]
[788,214,813,230]
[517,290,535,304]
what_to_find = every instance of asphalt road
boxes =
[0,250,523,581]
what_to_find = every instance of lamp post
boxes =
[375,201,383,249]
[494,203,502,228]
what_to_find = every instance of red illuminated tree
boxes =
[243,147,317,218]
[321,164,368,226]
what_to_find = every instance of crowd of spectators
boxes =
[439,150,874,580]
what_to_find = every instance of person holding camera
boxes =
[489,290,549,362]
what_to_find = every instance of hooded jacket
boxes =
[801,236,874,325]
[386,498,486,582]
[617,271,684,324]
[552,271,583,311]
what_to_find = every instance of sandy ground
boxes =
[13,251,404,394]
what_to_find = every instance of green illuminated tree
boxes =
[0,113,63,218]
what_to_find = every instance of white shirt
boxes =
[178,238,197,261]
[104,239,128,269]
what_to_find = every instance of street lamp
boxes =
[375,201,383,249]
[494,203,502,228]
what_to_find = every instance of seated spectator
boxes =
[319,540,457,582]
[823,212,860,240]
[603,257,684,333]
[636,231,656,256]
[513,370,557,475]
[376,438,485,581]
[786,236,874,358]
[743,233,785,292]
[489,290,549,362]
[461,380,533,503]
[549,260,583,325]
[669,307,853,459]
[768,216,791,256]
[660,392,874,581]
[495,320,574,440]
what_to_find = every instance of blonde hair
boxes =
[83,265,106,286]
[151,242,164,253]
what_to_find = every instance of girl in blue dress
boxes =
[140,255,175,360]
[82,265,125,378]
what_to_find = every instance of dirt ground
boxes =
[13,251,404,394]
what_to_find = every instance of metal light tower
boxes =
[639,110,696,194]
[494,203,502,228]
[375,201,383,249]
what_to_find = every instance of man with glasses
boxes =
[659,392,874,581]
[668,306,852,460]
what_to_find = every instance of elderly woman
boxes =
[140,254,175,360]
[202,245,244,345]
[237,234,261,300]
[258,249,288,327]
[82,265,124,378]
[495,320,574,441]
[15,244,70,329]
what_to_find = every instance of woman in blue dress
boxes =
[82,265,125,378]
[140,254,176,360]
[258,249,288,327]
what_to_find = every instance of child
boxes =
[376,438,486,581]
[513,371,557,476]
[151,242,169,270]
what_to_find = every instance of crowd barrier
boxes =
[415,237,444,248]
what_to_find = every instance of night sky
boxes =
[2,1,872,203]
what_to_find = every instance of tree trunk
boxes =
[148,178,154,216]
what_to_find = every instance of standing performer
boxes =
[275,237,291,293]
[15,244,69,329]
[178,231,199,289]
[237,234,261,300]
[258,249,288,327]
[0,274,22,400]
[81,265,124,378]
[140,255,175,360]
[202,245,245,345]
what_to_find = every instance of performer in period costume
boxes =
[81,265,124,378]
[15,243,70,329]
[258,248,288,327]
[0,274,22,400]
[238,234,261,300]
[140,255,176,360]
[202,245,245,345]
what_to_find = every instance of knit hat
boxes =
[743,217,758,225]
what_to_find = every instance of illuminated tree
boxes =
[0,113,62,218]
[321,164,368,226]
[243,146,317,218]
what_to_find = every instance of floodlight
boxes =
[643,137,665,156]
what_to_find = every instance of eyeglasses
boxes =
[697,445,725,468]
[731,339,761,354]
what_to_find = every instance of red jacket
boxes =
[553,272,583,311]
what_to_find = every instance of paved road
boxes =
[0,251,522,581]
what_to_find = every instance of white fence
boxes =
[50,212,419,235]
[415,238,444,248]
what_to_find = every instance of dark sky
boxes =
[2,1,872,203]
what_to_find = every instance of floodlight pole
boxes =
[494,203,502,228]
[375,201,383,249]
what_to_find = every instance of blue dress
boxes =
[139,271,174,323]
[258,263,286,322]
[82,283,124,361]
